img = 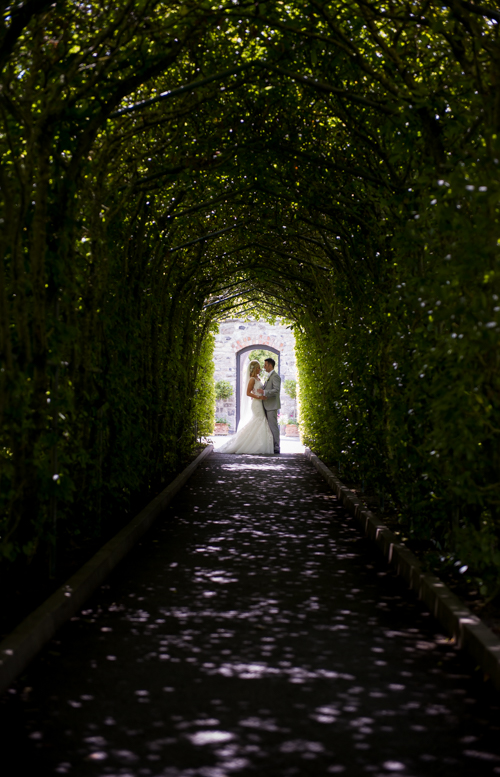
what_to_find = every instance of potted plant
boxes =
[214,416,230,435]
[278,413,288,436]
[285,417,299,436]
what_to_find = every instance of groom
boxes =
[262,358,281,454]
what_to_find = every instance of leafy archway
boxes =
[1,1,499,595]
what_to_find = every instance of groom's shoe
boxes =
[274,449,280,455]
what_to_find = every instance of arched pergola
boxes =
[2,1,499,597]
[235,344,281,429]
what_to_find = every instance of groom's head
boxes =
[264,358,275,373]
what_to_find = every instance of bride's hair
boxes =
[249,360,261,378]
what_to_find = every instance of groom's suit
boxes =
[262,369,281,453]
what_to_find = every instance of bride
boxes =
[217,360,274,455]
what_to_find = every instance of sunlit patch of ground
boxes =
[211,434,304,454]
[2,454,500,776]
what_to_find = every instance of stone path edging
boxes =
[0,444,214,696]
[305,447,500,691]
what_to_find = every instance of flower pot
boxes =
[279,425,286,436]
[214,423,229,435]
[285,424,299,436]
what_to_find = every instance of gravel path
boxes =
[2,451,500,776]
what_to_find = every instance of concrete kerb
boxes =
[0,444,214,697]
[304,447,500,691]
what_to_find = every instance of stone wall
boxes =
[213,318,297,431]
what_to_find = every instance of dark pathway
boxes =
[2,453,500,776]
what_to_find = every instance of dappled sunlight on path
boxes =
[2,453,500,776]
[211,434,305,454]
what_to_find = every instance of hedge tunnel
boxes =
[1,1,500,596]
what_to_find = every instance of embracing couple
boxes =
[218,358,281,456]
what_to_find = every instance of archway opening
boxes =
[236,344,281,430]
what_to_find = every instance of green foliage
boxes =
[248,349,275,368]
[215,380,234,401]
[215,416,228,425]
[453,515,500,600]
[283,379,297,400]
[287,418,299,426]
[194,330,216,438]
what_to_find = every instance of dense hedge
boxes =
[296,160,500,592]
[194,328,216,439]
[0,178,217,569]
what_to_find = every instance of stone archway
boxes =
[236,344,280,429]
[213,320,296,432]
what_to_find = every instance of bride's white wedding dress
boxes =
[218,378,274,455]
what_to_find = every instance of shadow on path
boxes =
[2,452,500,776]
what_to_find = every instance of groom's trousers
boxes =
[264,407,280,453]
